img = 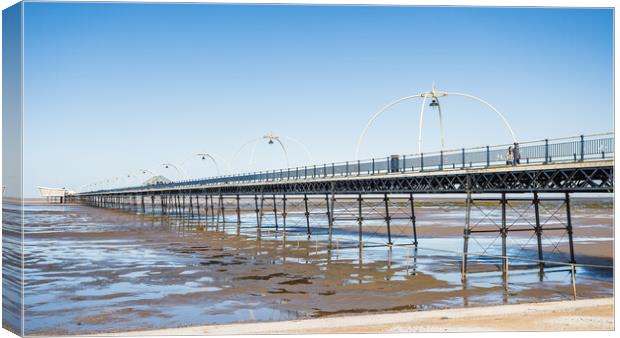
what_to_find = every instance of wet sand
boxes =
[10,197,613,335]
[106,297,614,334]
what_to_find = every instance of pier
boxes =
[73,133,613,284]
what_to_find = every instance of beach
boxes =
[8,198,613,335]
[103,297,613,334]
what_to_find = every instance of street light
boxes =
[355,82,518,159]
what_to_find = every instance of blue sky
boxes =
[21,3,613,196]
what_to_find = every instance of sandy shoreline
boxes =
[93,298,613,335]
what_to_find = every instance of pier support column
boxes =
[259,195,265,238]
[205,195,209,230]
[565,192,576,264]
[533,192,544,277]
[272,194,279,233]
[210,195,215,228]
[141,195,145,214]
[196,195,200,219]
[282,195,287,238]
[357,194,363,248]
[189,195,194,218]
[304,194,311,236]
[462,189,472,281]
[254,195,260,234]
[501,192,508,279]
[409,193,418,245]
[219,194,225,231]
[236,194,241,235]
[325,193,333,246]
[384,193,393,246]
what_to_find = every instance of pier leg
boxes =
[196,195,200,220]
[501,192,508,279]
[204,195,209,228]
[141,195,145,214]
[462,190,472,281]
[236,194,241,236]
[189,195,194,218]
[282,195,287,238]
[304,194,311,235]
[259,195,265,238]
[210,195,215,228]
[326,193,333,247]
[384,193,392,246]
[533,192,544,278]
[272,194,278,233]
[409,193,418,245]
[357,194,363,248]
[565,192,576,264]
[220,194,225,231]
[254,195,260,234]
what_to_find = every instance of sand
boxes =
[100,297,613,335]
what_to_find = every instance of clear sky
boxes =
[21,3,613,197]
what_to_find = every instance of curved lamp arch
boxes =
[196,153,222,175]
[355,94,423,160]
[280,135,314,165]
[162,162,186,180]
[356,85,518,159]
[443,91,517,143]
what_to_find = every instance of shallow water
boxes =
[6,200,613,335]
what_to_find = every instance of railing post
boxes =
[580,135,584,161]
[372,158,375,175]
[357,160,361,176]
[332,163,335,177]
[461,148,465,169]
[323,164,327,177]
[345,161,349,176]
[486,146,490,167]
[402,155,407,172]
[544,139,549,164]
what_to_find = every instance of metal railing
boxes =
[87,132,614,194]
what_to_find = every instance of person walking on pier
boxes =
[514,143,521,165]
[506,146,514,165]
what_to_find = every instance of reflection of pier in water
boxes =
[73,134,613,297]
